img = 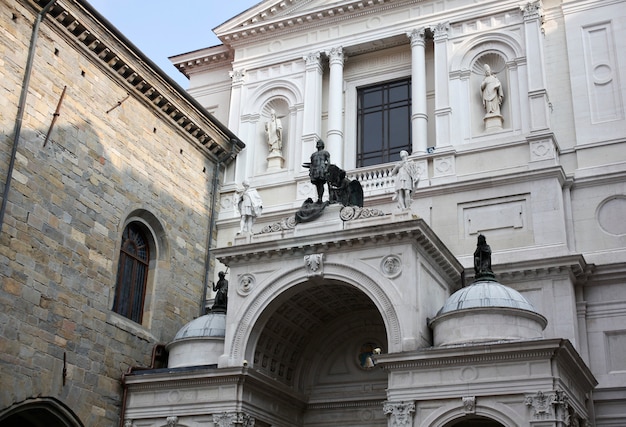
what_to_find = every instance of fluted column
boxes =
[407,29,428,155]
[301,51,323,162]
[326,46,345,167]
[433,22,452,148]
[522,1,550,131]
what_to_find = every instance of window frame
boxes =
[112,222,150,324]
[356,77,413,168]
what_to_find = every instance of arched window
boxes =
[112,222,150,323]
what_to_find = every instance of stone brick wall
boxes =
[0,1,228,424]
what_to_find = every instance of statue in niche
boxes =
[235,180,263,234]
[303,139,330,203]
[391,150,420,210]
[265,109,283,156]
[211,271,228,312]
[327,164,364,207]
[480,64,504,117]
[473,234,495,280]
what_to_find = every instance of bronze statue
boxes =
[473,234,495,280]
[307,139,330,203]
[212,271,228,312]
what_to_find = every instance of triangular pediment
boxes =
[213,0,411,44]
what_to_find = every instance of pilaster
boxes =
[433,22,452,149]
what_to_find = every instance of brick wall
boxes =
[0,1,226,424]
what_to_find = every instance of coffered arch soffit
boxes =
[229,262,404,363]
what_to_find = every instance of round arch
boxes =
[0,397,84,427]
[421,402,521,427]
[228,262,404,366]
[450,32,523,71]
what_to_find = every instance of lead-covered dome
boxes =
[437,279,538,314]
[429,279,547,347]
[167,312,226,368]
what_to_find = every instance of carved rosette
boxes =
[212,412,255,427]
[304,253,324,277]
[340,206,386,221]
[381,255,402,278]
[237,274,255,296]
[383,401,415,427]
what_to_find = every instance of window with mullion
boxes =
[112,223,149,323]
[357,78,412,167]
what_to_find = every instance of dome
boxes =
[437,279,538,315]
[429,280,547,347]
[172,312,226,340]
[167,312,226,368]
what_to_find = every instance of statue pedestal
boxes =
[266,152,284,172]
[483,114,503,132]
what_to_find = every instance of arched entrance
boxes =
[445,416,505,427]
[247,276,389,426]
[0,397,84,427]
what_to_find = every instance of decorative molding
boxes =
[229,69,247,84]
[166,416,178,427]
[383,401,416,427]
[238,274,256,296]
[407,28,426,47]
[259,216,297,234]
[213,412,255,427]
[432,22,450,41]
[381,255,402,278]
[339,206,386,221]
[462,396,476,414]
[521,1,543,21]
[304,253,324,277]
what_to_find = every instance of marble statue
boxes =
[235,180,263,234]
[480,64,504,117]
[265,109,283,155]
[391,150,420,210]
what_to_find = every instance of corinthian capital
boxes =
[383,401,416,427]
[327,46,344,65]
[406,28,426,47]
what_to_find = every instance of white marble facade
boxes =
[124,0,626,426]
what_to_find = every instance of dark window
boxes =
[112,223,149,323]
[357,78,412,167]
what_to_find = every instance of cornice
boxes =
[30,0,244,162]
[214,217,464,282]
[170,45,234,78]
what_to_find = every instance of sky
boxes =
[87,0,261,88]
